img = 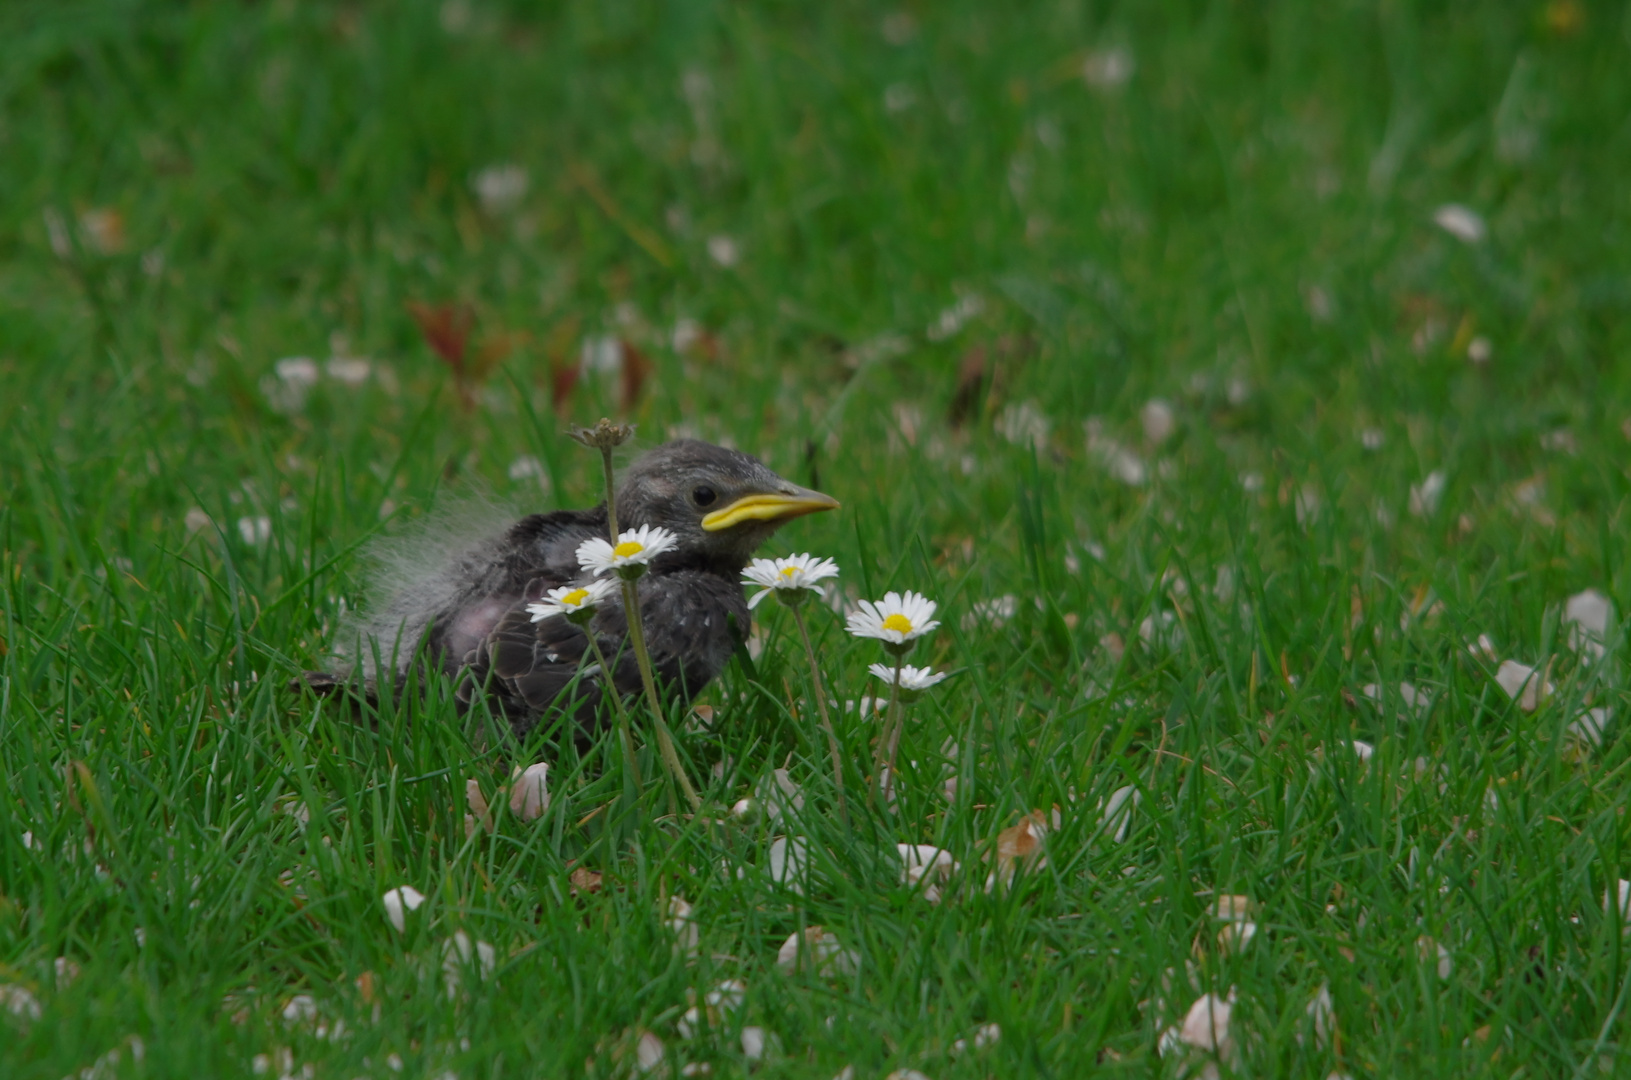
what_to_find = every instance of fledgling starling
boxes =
[304,440,839,739]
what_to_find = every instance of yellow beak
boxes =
[701,488,841,532]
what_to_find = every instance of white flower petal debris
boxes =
[471,163,529,215]
[1141,398,1177,446]
[677,979,746,1039]
[1417,935,1452,979]
[1161,989,1239,1069]
[740,1026,769,1061]
[1361,681,1432,719]
[950,1022,1001,1056]
[1433,203,1486,244]
[441,930,497,997]
[847,591,941,648]
[577,525,680,579]
[776,926,858,977]
[766,836,811,895]
[1565,588,1613,659]
[1409,470,1447,517]
[667,897,700,960]
[1097,785,1141,843]
[507,762,550,822]
[635,1029,666,1074]
[986,809,1055,892]
[382,886,426,933]
[1304,984,1336,1049]
[526,578,617,623]
[1607,880,1631,925]
[867,663,950,694]
[896,844,957,903]
[742,554,840,609]
[0,983,42,1022]
[1211,894,1257,954]
[1495,660,1553,712]
[465,779,494,837]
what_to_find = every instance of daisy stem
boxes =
[584,634,641,792]
[620,577,702,813]
[791,604,848,826]
[599,445,620,542]
[876,652,905,807]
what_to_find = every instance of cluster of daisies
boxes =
[519,523,949,805]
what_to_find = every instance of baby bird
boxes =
[304,440,839,738]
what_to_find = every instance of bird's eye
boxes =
[692,485,718,507]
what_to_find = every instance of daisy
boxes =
[847,591,940,654]
[868,663,950,699]
[526,578,617,625]
[576,525,679,580]
[742,553,840,609]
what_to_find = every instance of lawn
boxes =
[3,1,1631,1077]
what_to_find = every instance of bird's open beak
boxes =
[701,485,841,532]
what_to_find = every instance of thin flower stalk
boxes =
[790,604,848,824]
[877,652,905,806]
[583,633,641,791]
[620,577,701,812]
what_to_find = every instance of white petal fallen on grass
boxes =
[1097,785,1141,843]
[1606,881,1631,928]
[1433,204,1486,244]
[382,886,426,933]
[740,1026,771,1061]
[471,164,529,215]
[765,836,812,895]
[1468,634,1499,663]
[635,1029,666,1074]
[1304,984,1335,1048]
[962,594,1018,630]
[1217,921,1257,955]
[1417,935,1452,979]
[949,1022,1001,1056]
[237,516,272,546]
[986,810,1054,892]
[1082,46,1135,89]
[1495,660,1553,712]
[0,983,42,1022]
[1565,588,1613,659]
[667,897,700,960]
[1356,681,1435,724]
[1177,991,1236,1054]
[508,762,550,822]
[756,768,804,820]
[995,401,1052,451]
[1568,708,1610,751]
[1141,399,1177,446]
[883,1071,935,1080]
[465,779,494,838]
[706,235,740,268]
[776,927,859,977]
[896,844,957,903]
[1408,470,1447,517]
[53,957,80,989]
[441,931,497,997]
[281,994,318,1025]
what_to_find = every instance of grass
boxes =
[3,0,1631,1076]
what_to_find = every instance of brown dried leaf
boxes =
[569,865,604,896]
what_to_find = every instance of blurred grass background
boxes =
[4,1,1631,1077]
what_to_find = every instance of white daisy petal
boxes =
[576,525,680,578]
[867,663,949,693]
[846,590,941,646]
[742,554,840,608]
[526,577,618,622]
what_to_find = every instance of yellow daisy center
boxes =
[881,613,914,635]
[779,566,799,579]
[613,540,645,559]
[561,588,590,607]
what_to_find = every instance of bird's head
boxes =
[615,440,839,566]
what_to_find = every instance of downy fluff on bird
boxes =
[303,440,839,738]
